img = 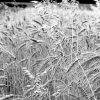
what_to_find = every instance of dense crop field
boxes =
[0,2,100,100]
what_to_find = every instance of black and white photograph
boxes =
[0,0,100,100]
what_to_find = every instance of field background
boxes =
[0,2,100,100]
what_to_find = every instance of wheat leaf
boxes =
[77,58,97,100]
[0,94,14,100]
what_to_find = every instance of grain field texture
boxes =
[0,2,100,100]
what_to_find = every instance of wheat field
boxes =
[0,2,100,100]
